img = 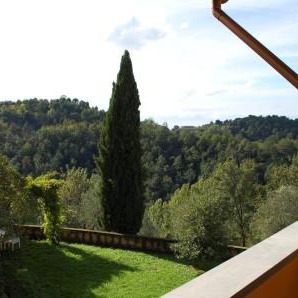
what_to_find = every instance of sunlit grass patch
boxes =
[3,240,203,297]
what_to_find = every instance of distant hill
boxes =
[0,98,104,174]
[1,98,298,201]
[215,115,298,141]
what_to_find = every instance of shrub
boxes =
[26,173,63,244]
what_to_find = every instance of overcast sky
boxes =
[0,0,297,126]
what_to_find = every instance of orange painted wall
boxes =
[246,255,298,298]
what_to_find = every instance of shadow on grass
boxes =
[3,240,135,298]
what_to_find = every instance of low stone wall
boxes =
[14,225,176,254]
[14,225,247,256]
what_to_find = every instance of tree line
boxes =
[1,99,298,204]
[143,155,298,261]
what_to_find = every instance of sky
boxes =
[0,0,297,127]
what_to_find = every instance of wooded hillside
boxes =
[1,98,298,202]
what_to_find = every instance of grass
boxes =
[2,240,212,297]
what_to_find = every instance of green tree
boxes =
[266,154,298,190]
[214,159,259,246]
[0,154,23,232]
[96,50,144,234]
[251,185,298,241]
[59,167,89,228]
[145,178,230,261]
[26,173,63,244]
[81,174,103,230]
[170,181,229,261]
[147,198,171,238]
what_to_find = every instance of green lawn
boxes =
[2,240,209,297]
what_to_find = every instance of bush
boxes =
[251,185,298,242]
[147,180,229,262]
[170,182,229,261]
[59,167,89,228]
[26,173,63,244]
[81,174,103,230]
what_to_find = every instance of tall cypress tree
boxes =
[96,50,144,234]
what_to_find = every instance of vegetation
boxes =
[0,98,103,175]
[96,50,144,234]
[251,185,298,242]
[1,97,298,255]
[26,174,63,244]
[80,173,102,230]
[2,98,298,204]
[1,99,298,205]
[146,162,258,261]
[59,167,89,228]
[250,154,298,241]
[213,159,259,246]
[0,154,23,232]
[169,181,229,261]
[2,240,200,297]
[146,156,298,259]
[1,60,298,264]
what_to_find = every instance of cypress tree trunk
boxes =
[97,50,144,234]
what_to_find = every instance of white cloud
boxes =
[180,22,189,29]
[108,17,165,49]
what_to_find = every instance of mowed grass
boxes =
[3,240,204,298]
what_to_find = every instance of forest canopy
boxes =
[1,97,298,257]
[1,98,298,203]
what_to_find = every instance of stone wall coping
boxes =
[15,224,177,243]
[163,221,298,298]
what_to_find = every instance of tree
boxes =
[167,180,229,261]
[26,173,63,244]
[81,174,103,230]
[145,177,230,261]
[214,159,259,246]
[266,154,298,190]
[172,196,228,261]
[96,50,144,234]
[251,185,298,241]
[59,167,89,228]
[147,198,171,238]
[0,154,23,232]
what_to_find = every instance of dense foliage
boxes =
[146,154,298,260]
[141,118,298,203]
[1,99,298,204]
[96,51,144,233]
[250,155,298,241]
[59,168,89,228]
[1,97,298,259]
[213,159,259,246]
[144,159,259,260]
[252,185,298,241]
[0,98,104,175]
[0,154,23,232]
[80,174,102,230]
[26,174,63,244]
[217,115,298,141]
